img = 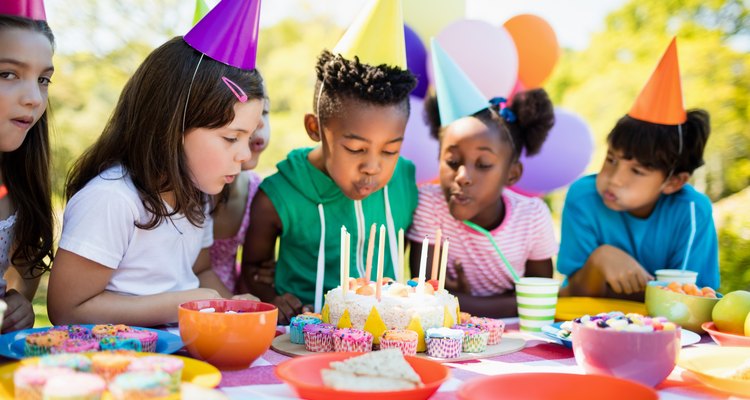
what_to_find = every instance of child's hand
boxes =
[232,293,260,301]
[2,289,34,333]
[273,293,304,325]
[594,245,654,294]
[445,262,471,294]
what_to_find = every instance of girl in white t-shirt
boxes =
[408,89,557,318]
[48,33,265,326]
[0,10,55,332]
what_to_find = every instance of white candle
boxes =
[418,236,429,294]
[340,226,346,292]
[398,228,405,284]
[438,238,450,292]
[430,228,442,280]
[365,223,376,283]
[344,232,351,297]
[376,225,386,301]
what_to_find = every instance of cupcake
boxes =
[42,372,106,400]
[425,327,464,359]
[92,324,132,341]
[332,328,373,352]
[51,339,100,354]
[127,355,184,393]
[109,371,171,400]
[379,329,418,356]
[459,312,472,324]
[39,353,92,372]
[289,315,322,344]
[116,329,158,352]
[49,325,92,340]
[303,323,335,352]
[14,366,75,400]
[91,351,136,382]
[99,337,142,352]
[468,317,505,345]
[452,324,489,353]
[25,331,69,357]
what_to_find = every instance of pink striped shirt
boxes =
[408,184,558,296]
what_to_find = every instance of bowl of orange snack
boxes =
[645,281,721,332]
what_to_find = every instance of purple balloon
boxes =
[401,96,440,183]
[405,24,428,98]
[515,109,594,194]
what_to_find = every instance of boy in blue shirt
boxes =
[558,38,719,299]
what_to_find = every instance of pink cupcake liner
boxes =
[304,332,333,352]
[333,334,372,353]
[486,328,503,345]
[426,338,462,358]
[379,338,417,356]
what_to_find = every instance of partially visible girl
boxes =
[0,3,55,332]
[47,2,263,326]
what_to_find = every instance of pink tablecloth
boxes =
[169,319,740,400]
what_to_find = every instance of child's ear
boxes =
[506,161,523,186]
[304,113,321,142]
[661,172,690,195]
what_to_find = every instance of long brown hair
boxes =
[66,37,264,229]
[0,15,55,277]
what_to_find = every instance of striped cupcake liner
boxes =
[426,338,462,358]
[24,343,51,357]
[486,327,504,345]
[462,331,489,353]
[290,326,306,344]
[304,332,333,352]
[333,335,372,353]
[380,338,418,356]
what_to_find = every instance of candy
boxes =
[573,312,679,332]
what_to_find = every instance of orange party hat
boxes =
[628,38,686,125]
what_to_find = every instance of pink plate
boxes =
[701,322,750,346]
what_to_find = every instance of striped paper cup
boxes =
[515,277,560,332]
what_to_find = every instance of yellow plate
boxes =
[0,352,221,398]
[555,297,647,321]
[678,346,750,396]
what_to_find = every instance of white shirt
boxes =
[59,165,212,296]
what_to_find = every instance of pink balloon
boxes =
[515,109,594,194]
[433,20,518,99]
[400,96,440,184]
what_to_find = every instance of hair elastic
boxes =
[489,97,517,123]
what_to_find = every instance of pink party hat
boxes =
[0,0,47,20]
[184,0,262,70]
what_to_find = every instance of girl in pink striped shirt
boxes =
[408,89,557,318]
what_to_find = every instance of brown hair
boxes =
[66,36,264,229]
[0,15,56,276]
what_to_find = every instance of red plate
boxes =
[275,352,450,400]
[457,373,658,400]
[702,322,750,346]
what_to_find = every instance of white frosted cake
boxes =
[321,280,460,352]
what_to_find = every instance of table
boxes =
[166,319,745,400]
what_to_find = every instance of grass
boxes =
[32,274,51,328]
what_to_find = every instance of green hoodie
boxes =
[260,147,418,308]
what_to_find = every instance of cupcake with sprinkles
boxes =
[468,317,505,345]
[99,337,143,352]
[14,366,75,399]
[49,325,92,340]
[451,324,489,353]
[42,372,106,400]
[303,323,335,352]
[92,324,132,341]
[109,370,171,399]
[289,314,322,344]
[51,338,100,354]
[379,329,418,356]
[116,329,158,352]
[425,327,464,359]
[127,355,184,393]
[332,328,373,352]
[39,353,92,372]
[459,312,472,324]
[24,330,69,356]
[91,351,137,382]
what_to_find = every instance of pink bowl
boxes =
[571,323,680,387]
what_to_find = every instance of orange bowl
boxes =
[178,299,278,369]
[457,373,657,400]
[702,322,750,346]
[275,352,450,400]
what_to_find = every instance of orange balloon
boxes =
[503,14,560,89]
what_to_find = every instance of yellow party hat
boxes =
[333,0,407,68]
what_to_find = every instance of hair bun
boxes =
[509,89,555,156]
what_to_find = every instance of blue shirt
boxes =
[557,175,720,289]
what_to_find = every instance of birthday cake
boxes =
[321,279,460,352]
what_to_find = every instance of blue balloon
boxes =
[405,24,428,98]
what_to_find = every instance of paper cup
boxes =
[515,277,559,332]
[655,269,697,285]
